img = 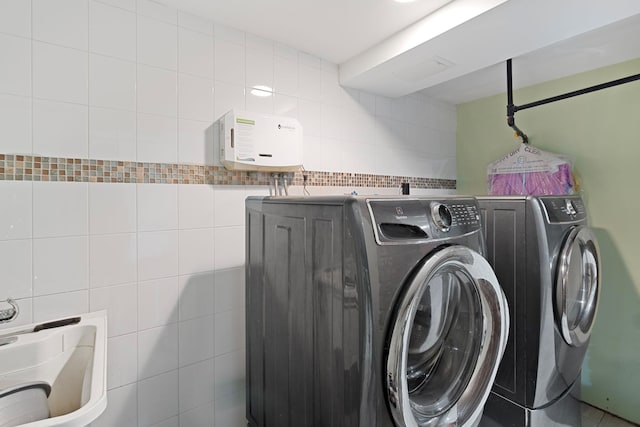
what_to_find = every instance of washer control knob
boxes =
[431,203,452,232]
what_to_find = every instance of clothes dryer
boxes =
[477,195,600,427]
[245,196,509,427]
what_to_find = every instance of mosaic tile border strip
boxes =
[0,154,456,189]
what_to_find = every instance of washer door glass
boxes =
[555,226,600,347]
[386,245,508,427]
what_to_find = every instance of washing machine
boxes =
[245,195,509,427]
[477,195,601,427]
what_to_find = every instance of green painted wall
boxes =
[457,58,640,423]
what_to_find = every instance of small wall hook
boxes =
[0,298,19,324]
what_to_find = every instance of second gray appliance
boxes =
[246,196,509,427]
[478,195,601,427]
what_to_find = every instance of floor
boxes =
[582,403,639,427]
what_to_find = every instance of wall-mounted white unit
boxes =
[217,109,303,172]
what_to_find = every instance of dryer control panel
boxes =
[367,198,481,245]
[540,196,587,223]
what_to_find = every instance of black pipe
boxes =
[507,59,514,115]
[506,59,640,145]
[514,72,640,112]
[506,59,529,143]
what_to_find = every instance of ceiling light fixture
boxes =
[250,85,273,97]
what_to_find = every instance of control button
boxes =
[564,199,577,215]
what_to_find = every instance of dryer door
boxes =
[555,226,600,347]
[386,245,509,427]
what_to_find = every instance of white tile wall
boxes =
[89,107,137,161]
[33,42,88,105]
[179,228,215,275]
[213,226,244,270]
[0,94,32,154]
[89,0,136,61]
[89,282,138,336]
[138,370,179,427]
[98,0,136,12]
[33,99,88,158]
[137,113,178,163]
[179,315,214,366]
[246,34,274,90]
[89,183,137,234]
[152,417,180,427]
[178,11,212,36]
[138,230,179,280]
[246,88,273,114]
[0,34,31,97]
[89,233,137,287]
[213,186,245,227]
[33,182,88,238]
[0,2,458,426]
[137,0,177,24]
[138,276,179,330]
[92,383,138,427]
[180,402,215,427]
[33,236,88,295]
[107,332,138,389]
[177,119,214,165]
[0,239,32,299]
[33,289,88,321]
[214,349,245,401]
[0,181,32,240]
[0,0,31,38]
[178,27,214,78]
[138,15,177,70]
[137,65,177,117]
[179,272,215,321]
[213,82,245,120]
[214,35,245,88]
[214,309,244,356]
[178,184,215,229]
[214,390,245,427]
[214,268,244,313]
[178,73,213,122]
[137,184,178,231]
[179,358,215,413]
[138,322,179,379]
[33,0,88,50]
[90,54,137,111]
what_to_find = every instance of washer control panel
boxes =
[540,196,587,223]
[367,198,481,244]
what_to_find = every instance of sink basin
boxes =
[0,311,107,426]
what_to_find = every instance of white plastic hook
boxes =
[0,298,19,324]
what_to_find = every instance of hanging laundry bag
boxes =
[487,143,575,195]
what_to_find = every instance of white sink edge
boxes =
[0,311,108,427]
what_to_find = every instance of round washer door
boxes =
[386,245,509,427]
[555,226,600,347]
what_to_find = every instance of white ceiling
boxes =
[161,0,640,104]
[160,0,454,64]
[421,13,640,104]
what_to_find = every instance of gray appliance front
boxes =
[478,195,600,426]
[246,199,350,427]
[246,196,508,427]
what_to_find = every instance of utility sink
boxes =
[0,311,107,426]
